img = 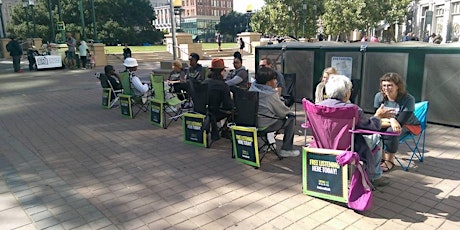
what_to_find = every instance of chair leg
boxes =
[110,97,120,108]
[395,132,426,171]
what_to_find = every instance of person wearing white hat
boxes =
[123,58,149,97]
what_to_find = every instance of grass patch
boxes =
[104,43,238,54]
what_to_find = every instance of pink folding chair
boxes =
[301,99,397,210]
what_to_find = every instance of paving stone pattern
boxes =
[0,59,459,230]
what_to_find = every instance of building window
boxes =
[452,2,460,14]
[435,5,444,16]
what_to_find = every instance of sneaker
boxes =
[279,149,300,157]
[16,69,24,73]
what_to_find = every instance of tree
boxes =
[215,11,246,40]
[322,0,411,41]
[7,0,162,45]
[250,0,320,39]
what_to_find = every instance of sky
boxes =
[233,0,265,13]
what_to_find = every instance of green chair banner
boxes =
[302,147,348,203]
[183,113,207,147]
[119,95,133,118]
[231,126,260,168]
[102,88,112,109]
[150,99,164,128]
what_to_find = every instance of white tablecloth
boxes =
[35,55,63,69]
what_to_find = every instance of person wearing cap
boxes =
[102,65,122,90]
[123,58,149,97]
[186,53,206,82]
[249,67,299,157]
[225,51,249,90]
[203,58,233,141]
[78,41,89,69]
[27,44,40,71]
[6,36,23,73]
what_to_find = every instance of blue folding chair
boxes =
[395,101,429,171]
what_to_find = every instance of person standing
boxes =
[78,41,89,69]
[123,43,132,60]
[216,33,222,52]
[65,32,77,69]
[238,38,245,56]
[6,36,23,73]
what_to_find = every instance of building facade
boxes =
[153,0,233,41]
[413,0,460,42]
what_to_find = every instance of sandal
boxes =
[381,160,395,173]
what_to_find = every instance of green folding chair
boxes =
[150,74,184,128]
[118,72,148,119]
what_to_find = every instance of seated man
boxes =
[203,58,233,141]
[248,67,298,157]
[123,58,150,99]
[101,65,122,90]
[317,75,391,178]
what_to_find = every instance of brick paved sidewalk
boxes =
[0,65,459,230]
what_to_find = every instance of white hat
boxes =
[123,58,138,67]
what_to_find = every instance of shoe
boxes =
[381,160,395,173]
[279,149,300,157]
[16,69,24,73]
[371,177,390,188]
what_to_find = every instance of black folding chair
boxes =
[232,87,284,162]
[283,73,296,118]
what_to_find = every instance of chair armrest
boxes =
[351,129,400,136]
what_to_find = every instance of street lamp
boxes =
[287,6,292,36]
[302,3,307,38]
[22,0,30,37]
[170,0,181,60]
[78,0,85,39]
[47,0,55,42]
[0,0,6,38]
[90,0,97,41]
[246,4,253,32]
[29,0,36,38]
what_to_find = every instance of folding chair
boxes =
[395,101,429,171]
[150,74,184,128]
[95,72,123,109]
[283,73,296,118]
[302,99,398,206]
[232,87,283,164]
[118,72,148,118]
[302,99,361,204]
[183,79,210,147]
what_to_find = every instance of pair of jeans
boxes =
[263,116,295,151]
[13,55,21,72]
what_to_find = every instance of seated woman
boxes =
[314,67,337,103]
[318,75,390,178]
[203,58,233,141]
[374,72,420,172]
[167,60,187,100]
[225,52,249,90]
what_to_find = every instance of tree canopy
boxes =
[215,11,247,40]
[247,0,411,41]
[7,0,163,45]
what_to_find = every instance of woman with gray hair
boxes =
[318,75,392,179]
